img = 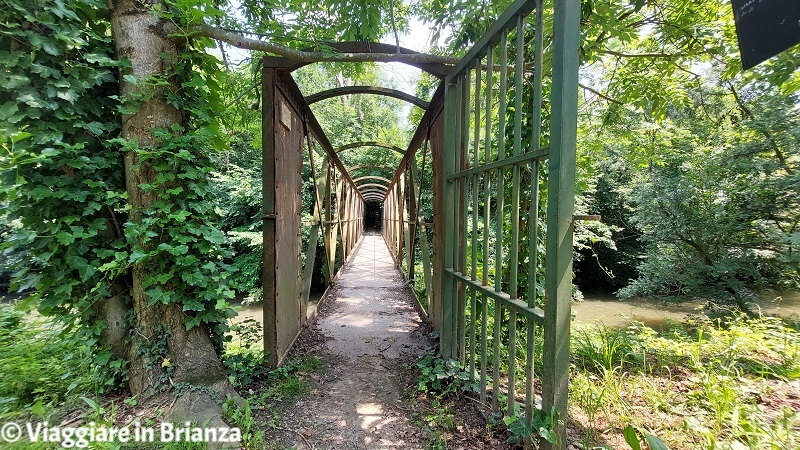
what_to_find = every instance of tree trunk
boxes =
[108,0,238,432]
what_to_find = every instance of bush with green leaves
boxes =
[222,319,269,387]
[416,351,477,395]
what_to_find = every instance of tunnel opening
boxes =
[364,200,383,233]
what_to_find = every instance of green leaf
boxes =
[145,286,171,305]
[623,425,642,450]
[81,121,105,135]
[57,232,75,245]
[66,255,95,281]
[0,101,19,120]
[644,433,670,450]
[130,250,148,263]
[80,396,100,413]
[11,131,31,143]
[31,399,45,419]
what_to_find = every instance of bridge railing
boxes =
[439,0,580,445]
[261,68,364,367]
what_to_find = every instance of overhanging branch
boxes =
[578,83,623,105]
[193,25,460,65]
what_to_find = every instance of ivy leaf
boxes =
[168,210,191,222]
[66,255,95,281]
[204,230,226,244]
[130,250,149,263]
[57,232,76,245]
[0,101,19,120]
[145,286,171,305]
[81,121,105,135]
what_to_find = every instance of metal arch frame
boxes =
[360,187,388,193]
[306,86,429,110]
[262,42,452,78]
[360,189,388,198]
[356,183,389,194]
[334,141,405,155]
[346,164,396,174]
[352,175,392,185]
[362,194,385,202]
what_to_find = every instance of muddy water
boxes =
[229,290,800,330]
[572,289,800,329]
[228,292,323,328]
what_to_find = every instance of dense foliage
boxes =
[0,0,237,390]
[0,0,127,364]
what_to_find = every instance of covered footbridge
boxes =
[258,0,580,445]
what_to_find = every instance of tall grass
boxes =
[570,314,800,449]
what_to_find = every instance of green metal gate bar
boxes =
[438,0,580,445]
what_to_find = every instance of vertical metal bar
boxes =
[261,67,278,368]
[403,171,413,276]
[507,308,517,416]
[510,14,524,299]
[526,0,544,429]
[491,33,509,413]
[525,165,541,428]
[482,44,494,288]
[494,32,508,294]
[480,44,494,403]
[469,58,481,381]
[506,14,526,417]
[543,0,580,446]
[408,164,418,280]
[335,176,344,269]
[458,74,470,360]
[324,165,334,284]
[337,181,346,261]
[397,178,404,260]
[492,303,503,411]
[440,80,460,359]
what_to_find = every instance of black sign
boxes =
[731,0,800,69]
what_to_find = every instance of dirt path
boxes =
[270,234,432,449]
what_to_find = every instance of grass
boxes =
[569,313,800,449]
[0,305,103,423]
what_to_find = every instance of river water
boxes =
[572,289,800,329]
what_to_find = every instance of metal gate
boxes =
[438,0,580,444]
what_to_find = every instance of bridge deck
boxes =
[273,234,431,449]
